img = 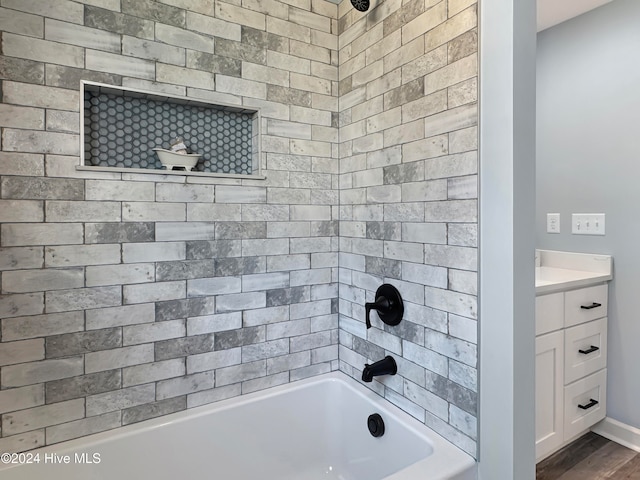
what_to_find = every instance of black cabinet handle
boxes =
[579,345,600,355]
[578,398,599,410]
[580,302,602,310]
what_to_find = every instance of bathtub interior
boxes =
[0,374,464,480]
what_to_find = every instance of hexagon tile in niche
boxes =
[84,91,253,174]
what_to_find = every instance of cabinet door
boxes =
[536,330,564,461]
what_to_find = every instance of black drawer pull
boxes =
[580,302,602,310]
[579,345,600,355]
[578,398,599,410]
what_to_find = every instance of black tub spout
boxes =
[362,356,397,383]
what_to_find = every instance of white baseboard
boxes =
[591,417,640,452]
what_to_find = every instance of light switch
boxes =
[546,213,560,233]
[571,213,605,235]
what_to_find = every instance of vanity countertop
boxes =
[535,250,613,295]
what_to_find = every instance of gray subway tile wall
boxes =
[0,0,477,458]
[337,0,478,457]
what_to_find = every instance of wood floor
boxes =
[537,432,640,479]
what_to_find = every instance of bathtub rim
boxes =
[0,371,477,479]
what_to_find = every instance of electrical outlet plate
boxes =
[546,213,560,233]
[571,213,605,235]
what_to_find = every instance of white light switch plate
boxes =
[546,213,560,233]
[571,213,605,235]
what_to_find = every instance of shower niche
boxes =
[80,81,261,177]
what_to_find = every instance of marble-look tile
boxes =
[186,383,240,408]
[351,336,385,361]
[45,370,121,403]
[402,341,448,377]
[214,326,265,350]
[122,396,186,425]
[365,221,401,241]
[0,385,44,414]
[266,286,310,307]
[1,177,83,200]
[448,224,477,248]
[45,328,122,359]
[156,371,215,400]
[267,319,311,340]
[1,356,84,388]
[214,257,266,276]
[449,404,477,440]
[46,411,121,445]
[186,240,241,260]
[85,223,154,244]
[86,304,155,329]
[155,297,216,322]
[2,399,84,436]
[267,351,310,375]
[46,65,121,90]
[2,268,84,293]
[123,358,185,387]
[155,333,215,361]
[365,256,401,279]
[383,319,424,345]
[404,379,449,421]
[156,260,215,281]
[46,286,122,313]
[424,329,476,368]
[123,319,185,346]
[449,359,477,392]
[187,312,242,335]
[121,0,186,28]
[123,281,186,304]
[85,345,154,374]
[2,311,83,341]
[86,384,156,416]
[425,369,477,415]
[0,339,44,366]
[215,360,266,387]
[84,5,154,39]
[187,347,241,374]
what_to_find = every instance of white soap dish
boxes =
[153,148,201,171]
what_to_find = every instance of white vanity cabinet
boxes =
[534,250,612,462]
[535,327,564,459]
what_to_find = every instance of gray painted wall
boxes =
[536,0,640,429]
[479,0,536,477]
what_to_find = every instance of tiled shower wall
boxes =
[336,0,478,456]
[0,0,478,458]
[0,0,340,453]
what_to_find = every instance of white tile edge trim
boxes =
[76,165,266,180]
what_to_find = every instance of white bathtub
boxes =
[0,372,476,479]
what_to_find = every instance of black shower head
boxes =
[351,0,370,12]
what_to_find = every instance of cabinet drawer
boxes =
[563,369,607,441]
[564,285,608,327]
[564,318,607,384]
[536,293,564,335]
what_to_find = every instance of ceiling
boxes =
[537,0,614,31]
[333,0,615,32]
